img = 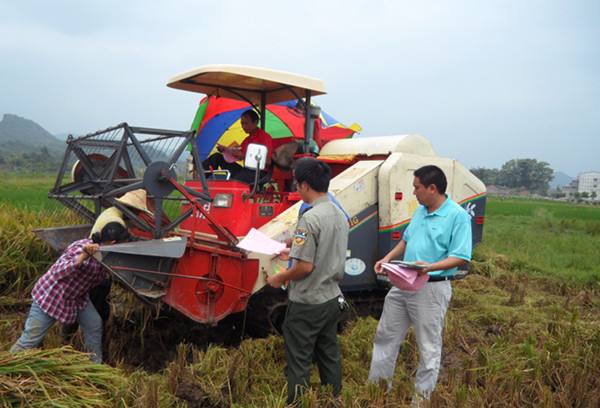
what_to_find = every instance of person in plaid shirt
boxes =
[10,222,128,363]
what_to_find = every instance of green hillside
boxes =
[0,114,66,171]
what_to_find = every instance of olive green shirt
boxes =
[288,195,349,304]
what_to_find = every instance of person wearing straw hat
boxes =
[61,189,155,343]
[368,165,472,406]
[10,222,129,363]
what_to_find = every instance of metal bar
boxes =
[56,197,96,222]
[112,178,143,183]
[53,181,96,195]
[72,123,127,142]
[169,178,238,245]
[177,229,232,247]
[125,125,152,166]
[129,127,189,137]
[153,198,163,239]
[102,180,145,198]
[208,253,218,325]
[167,131,195,167]
[103,130,129,183]
[52,144,73,192]
[70,145,100,180]
[121,151,136,178]
[71,139,122,148]
[163,207,193,232]
[106,197,154,232]
[191,141,209,191]
[260,92,266,130]
[303,90,313,153]
[191,242,243,258]
[109,265,251,294]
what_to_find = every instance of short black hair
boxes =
[91,222,130,244]
[414,165,447,194]
[241,109,259,124]
[294,157,331,193]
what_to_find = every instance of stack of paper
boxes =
[237,228,287,256]
[381,263,418,284]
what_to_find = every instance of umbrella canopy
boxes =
[191,96,361,160]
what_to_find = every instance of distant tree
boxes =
[592,191,598,201]
[497,159,553,195]
[470,167,500,185]
[581,192,589,199]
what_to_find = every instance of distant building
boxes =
[577,171,600,200]
[563,179,579,200]
[486,185,511,197]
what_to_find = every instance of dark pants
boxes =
[202,153,243,175]
[202,153,267,184]
[62,278,112,340]
[283,297,342,404]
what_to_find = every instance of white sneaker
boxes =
[410,393,429,408]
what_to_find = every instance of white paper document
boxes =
[236,228,287,256]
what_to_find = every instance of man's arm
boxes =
[418,256,468,275]
[374,240,406,274]
[266,259,313,288]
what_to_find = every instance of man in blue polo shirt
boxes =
[368,165,472,404]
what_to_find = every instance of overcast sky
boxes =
[1,0,598,175]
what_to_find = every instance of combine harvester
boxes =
[36,65,486,335]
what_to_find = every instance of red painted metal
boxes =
[162,247,258,324]
[180,180,298,236]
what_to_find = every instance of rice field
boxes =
[0,176,599,407]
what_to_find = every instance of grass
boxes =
[1,180,599,407]
[0,173,61,211]
[478,198,600,286]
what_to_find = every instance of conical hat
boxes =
[90,207,125,237]
[115,189,153,215]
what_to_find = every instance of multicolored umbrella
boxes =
[190,96,361,160]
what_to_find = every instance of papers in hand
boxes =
[381,263,418,284]
[237,228,287,256]
[222,149,238,163]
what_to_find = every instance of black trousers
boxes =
[202,153,267,184]
[283,297,342,404]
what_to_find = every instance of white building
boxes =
[577,171,600,199]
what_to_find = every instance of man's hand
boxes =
[413,261,431,275]
[277,247,291,261]
[76,243,100,267]
[83,243,100,256]
[216,144,226,152]
[374,258,390,275]
[266,273,287,288]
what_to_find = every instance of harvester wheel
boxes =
[267,301,288,335]
[243,286,287,338]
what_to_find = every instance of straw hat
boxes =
[115,189,153,215]
[90,207,125,237]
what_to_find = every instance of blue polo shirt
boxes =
[402,197,472,278]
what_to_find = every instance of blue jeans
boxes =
[10,300,103,363]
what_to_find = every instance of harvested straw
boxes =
[0,347,126,407]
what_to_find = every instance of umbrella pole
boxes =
[260,92,267,131]
[303,90,313,153]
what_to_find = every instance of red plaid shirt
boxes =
[32,238,105,324]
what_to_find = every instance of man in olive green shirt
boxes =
[267,157,349,404]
